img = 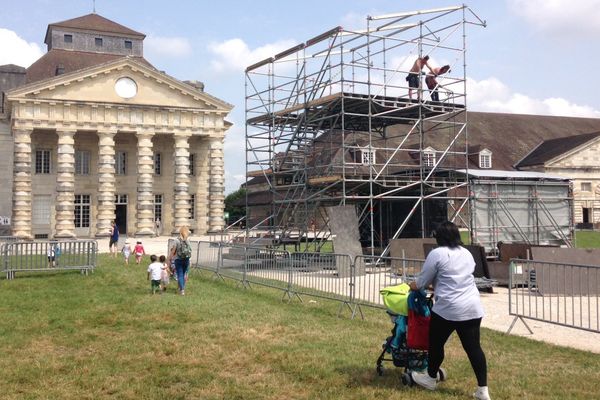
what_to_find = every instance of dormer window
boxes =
[64,34,72,43]
[423,147,436,167]
[361,149,375,165]
[95,37,103,47]
[479,149,492,169]
[125,40,132,49]
[55,64,65,76]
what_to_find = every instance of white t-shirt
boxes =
[147,262,163,281]
[416,246,484,321]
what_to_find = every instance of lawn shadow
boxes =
[336,365,467,397]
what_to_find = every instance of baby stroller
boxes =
[376,283,446,386]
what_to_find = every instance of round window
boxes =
[114,77,138,99]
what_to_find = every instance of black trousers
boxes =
[427,311,487,387]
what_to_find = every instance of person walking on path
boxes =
[109,221,119,258]
[409,221,491,400]
[425,64,451,102]
[169,226,192,295]
[406,55,433,100]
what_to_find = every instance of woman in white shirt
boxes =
[409,221,491,400]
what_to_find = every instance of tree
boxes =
[224,188,246,223]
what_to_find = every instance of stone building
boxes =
[0,13,232,239]
[515,132,600,227]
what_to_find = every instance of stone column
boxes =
[208,136,225,232]
[135,131,155,236]
[96,130,116,237]
[172,133,191,234]
[196,138,210,234]
[54,129,76,238]
[11,129,33,239]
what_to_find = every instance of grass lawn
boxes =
[574,230,600,248]
[0,255,599,399]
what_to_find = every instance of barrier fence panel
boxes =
[509,259,600,334]
[3,240,97,279]
[242,246,292,293]
[352,255,425,310]
[218,243,249,283]
[194,241,221,273]
[289,253,354,304]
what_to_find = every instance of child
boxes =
[159,255,170,291]
[147,255,163,294]
[134,240,145,264]
[121,240,132,265]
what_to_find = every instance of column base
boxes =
[54,233,77,239]
[135,230,155,237]
[95,232,111,238]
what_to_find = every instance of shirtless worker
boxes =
[425,65,451,102]
[406,55,433,100]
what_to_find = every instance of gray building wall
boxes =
[48,28,143,56]
[0,65,26,113]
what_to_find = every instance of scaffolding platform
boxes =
[247,92,465,131]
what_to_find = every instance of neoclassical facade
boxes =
[1,14,232,239]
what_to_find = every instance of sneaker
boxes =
[473,386,491,400]
[411,371,437,390]
[180,290,185,296]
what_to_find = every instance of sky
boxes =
[1,0,600,193]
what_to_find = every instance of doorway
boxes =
[115,205,127,234]
[583,208,591,224]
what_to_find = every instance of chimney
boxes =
[184,80,204,92]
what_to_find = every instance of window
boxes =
[75,150,90,175]
[64,34,73,43]
[154,153,161,175]
[423,149,436,167]
[115,194,128,204]
[116,152,127,175]
[55,64,65,76]
[581,182,592,192]
[124,40,132,49]
[154,194,163,222]
[74,194,91,228]
[189,194,195,220]
[479,149,492,169]
[361,149,375,165]
[189,154,195,176]
[35,149,51,174]
[32,195,51,225]
[95,37,103,47]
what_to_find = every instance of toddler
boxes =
[134,241,145,264]
[159,255,170,291]
[147,255,163,294]
[121,240,132,265]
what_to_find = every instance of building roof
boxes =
[456,169,569,181]
[45,13,145,44]
[0,64,26,73]
[514,131,600,168]
[26,49,154,84]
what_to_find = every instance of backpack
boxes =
[176,238,192,259]
[54,245,61,257]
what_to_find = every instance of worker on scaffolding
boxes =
[406,55,433,100]
[425,65,451,102]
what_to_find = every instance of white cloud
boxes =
[0,29,43,67]
[208,38,297,73]
[468,76,600,118]
[145,35,192,58]
[509,0,600,36]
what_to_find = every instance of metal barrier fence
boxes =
[178,240,428,318]
[352,255,424,312]
[2,240,98,279]
[508,259,600,334]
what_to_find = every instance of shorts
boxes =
[151,280,161,289]
[406,73,420,88]
[109,238,118,247]
[47,256,55,262]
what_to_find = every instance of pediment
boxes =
[7,58,232,112]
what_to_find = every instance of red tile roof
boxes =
[45,13,145,44]
[26,49,154,84]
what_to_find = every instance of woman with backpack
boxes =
[169,226,192,295]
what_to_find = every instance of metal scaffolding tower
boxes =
[245,6,486,255]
